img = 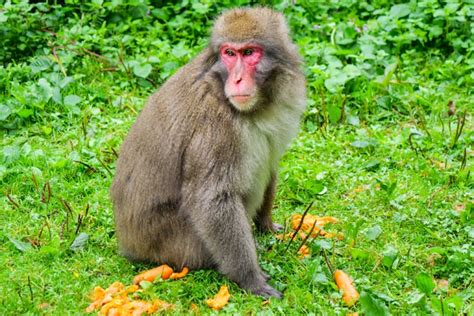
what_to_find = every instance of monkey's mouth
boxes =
[230,95,252,104]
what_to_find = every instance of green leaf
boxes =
[364,159,381,171]
[314,239,332,250]
[30,57,53,73]
[38,78,53,102]
[415,273,435,295]
[0,104,12,121]
[406,290,425,305]
[0,12,8,23]
[343,64,361,80]
[429,25,443,38]
[312,272,329,284]
[351,140,370,148]
[364,225,382,241]
[0,165,6,178]
[17,108,34,118]
[327,103,341,124]
[59,77,74,89]
[172,42,190,58]
[324,70,347,93]
[133,63,152,78]
[380,62,398,86]
[42,126,53,135]
[64,95,81,106]
[70,232,89,251]
[350,248,370,261]
[3,145,21,163]
[139,280,153,289]
[381,244,398,268]
[390,4,411,19]
[360,291,390,316]
[8,236,32,252]
[39,245,61,258]
[347,114,360,126]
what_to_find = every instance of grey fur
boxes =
[110,7,306,298]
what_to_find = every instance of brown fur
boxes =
[110,7,306,298]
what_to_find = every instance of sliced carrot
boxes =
[291,214,338,237]
[86,280,172,315]
[333,270,359,306]
[133,264,174,284]
[206,285,230,310]
[297,245,310,258]
[170,267,189,280]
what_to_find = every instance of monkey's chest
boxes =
[240,124,283,218]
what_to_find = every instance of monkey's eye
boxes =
[242,49,253,56]
[225,49,235,56]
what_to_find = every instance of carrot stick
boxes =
[333,269,359,306]
[169,267,189,280]
[133,265,174,284]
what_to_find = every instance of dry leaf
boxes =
[353,185,368,193]
[447,100,456,116]
[206,285,230,310]
[430,159,446,170]
[427,253,442,267]
[38,302,50,310]
[189,302,200,314]
[436,279,449,291]
[333,270,359,307]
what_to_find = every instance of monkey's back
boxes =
[110,51,238,266]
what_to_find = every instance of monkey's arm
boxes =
[181,182,281,298]
[180,136,281,298]
[254,173,283,233]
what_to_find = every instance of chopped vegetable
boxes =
[133,264,174,284]
[291,214,339,238]
[298,245,310,258]
[333,270,360,306]
[170,267,189,280]
[85,281,172,315]
[206,285,230,310]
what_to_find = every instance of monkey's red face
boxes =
[220,43,263,111]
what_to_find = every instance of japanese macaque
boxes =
[110,7,306,298]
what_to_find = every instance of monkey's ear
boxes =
[203,49,218,68]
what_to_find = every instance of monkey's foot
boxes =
[252,283,283,299]
[270,223,283,232]
[261,271,271,281]
[257,221,283,233]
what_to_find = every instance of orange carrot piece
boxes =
[297,245,310,258]
[133,265,174,284]
[333,270,360,306]
[206,285,230,310]
[170,267,189,280]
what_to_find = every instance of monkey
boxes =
[110,7,306,298]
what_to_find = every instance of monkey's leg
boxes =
[182,185,282,298]
[255,174,283,233]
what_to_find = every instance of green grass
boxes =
[1,1,473,315]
